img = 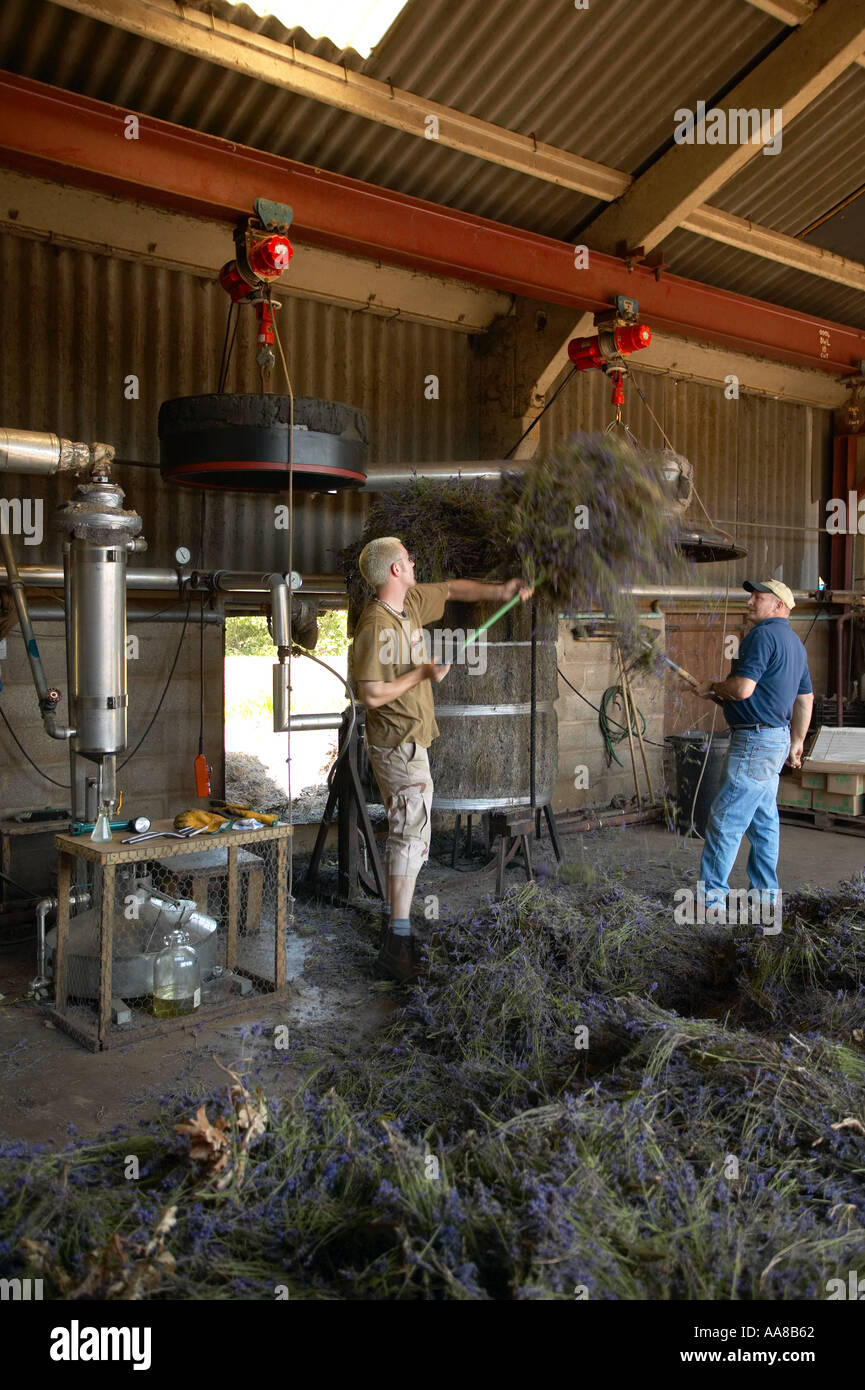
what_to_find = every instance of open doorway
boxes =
[224,610,349,810]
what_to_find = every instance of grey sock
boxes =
[391,917,411,937]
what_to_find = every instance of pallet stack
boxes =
[777,728,865,833]
[779,769,865,817]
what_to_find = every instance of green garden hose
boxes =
[599,684,647,767]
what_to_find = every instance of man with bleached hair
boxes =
[352,536,532,981]
[694,579,813,924]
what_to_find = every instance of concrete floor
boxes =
[0,816,862,1148]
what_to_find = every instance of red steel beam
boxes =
[1,72,864,375]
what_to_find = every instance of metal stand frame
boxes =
[303,711,387,905]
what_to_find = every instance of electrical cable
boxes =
[132,599,195,622]
[0,704,70,788]
[504,365,578,459]
[1,867,37,896]
[217,302,239,393]
[557,665,665,747]
[800,608,821,646]
[292,647,358,794]
[119,593,194,769]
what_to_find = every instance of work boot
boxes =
[377,931,420,983]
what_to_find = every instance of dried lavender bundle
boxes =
[341,435,690,654]
[493,434,690,654]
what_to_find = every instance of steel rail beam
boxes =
[0,74,863,374]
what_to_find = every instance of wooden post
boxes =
[275,836,287,989]
[623,664,655,804]
[227,844,238,969]
[617,645,641,806]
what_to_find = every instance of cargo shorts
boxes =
[366,740,433,877]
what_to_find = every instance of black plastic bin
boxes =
[667,731,730,837]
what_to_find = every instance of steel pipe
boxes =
[0,532,75,740]
[5,569,849,607]
[287,712,345,732]
[16,603,222,624]
[364,461,513,489]
[0,565,181,590]
[33,888,90,994]
[2,565,348,600]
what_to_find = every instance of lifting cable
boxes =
[271,297,296,915]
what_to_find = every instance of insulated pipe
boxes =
[0,428,95,477]
[0,532,74,740]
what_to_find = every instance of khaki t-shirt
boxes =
[352,582,450,747]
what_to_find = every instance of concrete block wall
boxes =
[552,614,666,815]
[0,616,224,824]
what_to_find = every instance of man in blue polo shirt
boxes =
[694,579,813,917]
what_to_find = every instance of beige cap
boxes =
[744,579,795,611]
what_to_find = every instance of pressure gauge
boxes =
[175,546,192,566]
[131,816,151,833]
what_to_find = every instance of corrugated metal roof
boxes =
[705,66,865,236]
[0,0,862,329]
[0,0,781,243]
[661,226,865,329]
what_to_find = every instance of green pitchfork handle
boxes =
[450,593,522,664]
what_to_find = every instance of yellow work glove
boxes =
[213,801,280,826]
[174,809,231,833]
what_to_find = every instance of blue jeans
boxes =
[699,726,791,902]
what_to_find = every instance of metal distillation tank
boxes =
[55,471,145,828]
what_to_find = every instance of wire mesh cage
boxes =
[44,823,292,1050]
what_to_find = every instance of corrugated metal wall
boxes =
[0,233,480,575]
[538,366,831,591]
[0,227,837,826]
[0,230,479,821]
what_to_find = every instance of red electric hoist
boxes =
[218,198,295,389]
[568,295,651,421]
